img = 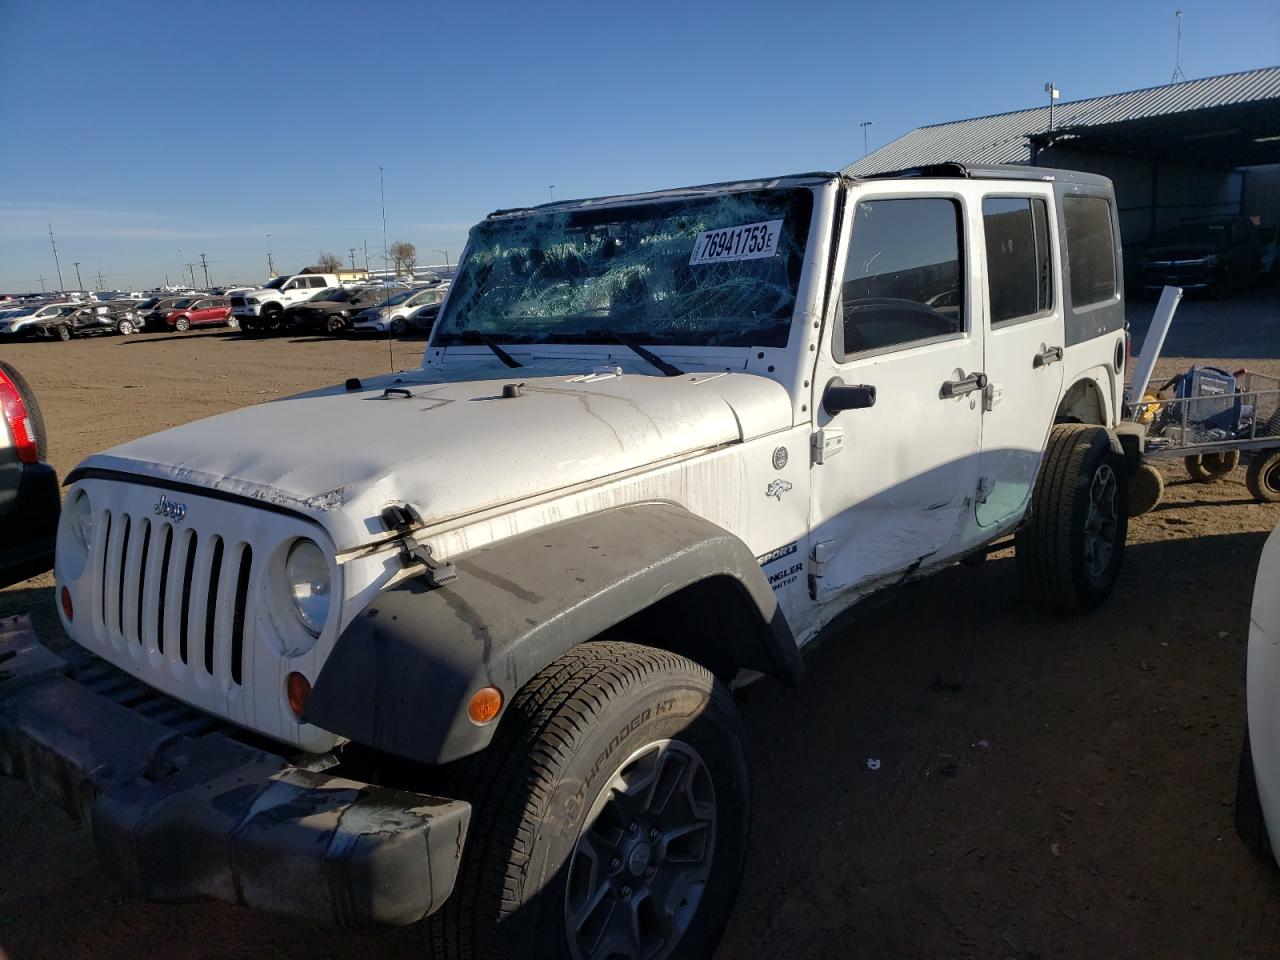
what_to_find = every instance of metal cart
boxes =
[1128,368,1280,514]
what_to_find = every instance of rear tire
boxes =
[56,324,71,341]
[1246,450,1280,503]
[1016,424,1128,613]
[1128,462,1164,516]
[1236,730,1275,865]
[1184,451,1239,481]
[426,641,749,960]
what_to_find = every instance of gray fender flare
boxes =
[306,503,802,764]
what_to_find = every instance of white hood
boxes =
[79,357,794,549]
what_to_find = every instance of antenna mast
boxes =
[1171,10,1186,82]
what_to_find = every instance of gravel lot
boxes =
[1,291,1278,959]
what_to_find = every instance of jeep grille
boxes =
[92,507,253,689]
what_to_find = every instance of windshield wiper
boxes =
[589,329,683,377]
[459,330,522,368]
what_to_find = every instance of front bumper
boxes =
[0,617,470,927]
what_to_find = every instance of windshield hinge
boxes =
[379,504,457,587]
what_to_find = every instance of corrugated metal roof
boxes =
[844,65,1280,175]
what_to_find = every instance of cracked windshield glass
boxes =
[434,187,814,348]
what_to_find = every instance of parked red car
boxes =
[164,297,234,331]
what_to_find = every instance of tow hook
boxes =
[379,504,457,587]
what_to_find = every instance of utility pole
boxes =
[1171,9,1186,82]
[349,247,358,272]
[48,224,65,292]
[435,249,450,274]
[859,121,873,157]
[200,253,211,288]
[96,268,105,291]
[187,263,198,289]
[73,261,84,292]
[266,234,274,277]
[363,239,370,271]
[36,276,48,293]
[548,184,555,202]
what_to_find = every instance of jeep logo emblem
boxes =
[154,495,187,523]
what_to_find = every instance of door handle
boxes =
[940,372,987,399]
[1033,346,1064,368]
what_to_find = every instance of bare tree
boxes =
[313,251,343,273]
[390,241,416,277]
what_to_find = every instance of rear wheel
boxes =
[116,318,135,335]
[226,316,239,329]
[56,324,71,342]
[1246,450,1280,503]
[1016,424,1128,613]
[325,314,345,335]
[174,316,190,332]
[1184,451,1240,481]
[426,641,749,960]
[1128,462,1164,516]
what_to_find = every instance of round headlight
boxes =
[70,491,93,549]
[286,539,330,636]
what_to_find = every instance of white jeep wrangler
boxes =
[231,272,339,333]
[1,164,1140,960]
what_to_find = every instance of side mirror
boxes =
[823,377,877,416]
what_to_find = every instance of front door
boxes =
[974,191,1065,529]
[809,184,986,602]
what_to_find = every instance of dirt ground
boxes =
[1,308,1279,959]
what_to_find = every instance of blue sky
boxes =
[1,0,1276,292]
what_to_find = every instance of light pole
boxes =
[548,184,555,202]
[435,249,450,274]
[859,121,873,157]
[1044,82,1060,132]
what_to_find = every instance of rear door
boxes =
[974,190,1065,529]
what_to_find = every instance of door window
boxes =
[982,197,1052,325]
[837,197,964,359]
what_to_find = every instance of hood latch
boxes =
[379,504,457,587]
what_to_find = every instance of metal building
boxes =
[846,67,1280,286]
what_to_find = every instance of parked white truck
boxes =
[0,164,1143,960]
[230,272,340,333]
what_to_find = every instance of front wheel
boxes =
[1246,450,1280,503]
[389,316,407,336]
[325,314,345,335]
[1016,424,1128,613]
[226,316,239,329]
[427,642,750,960]
[56,324,72,342]
[1185,451,1239,481]
[116,318,135,335]
[174,316,190,332]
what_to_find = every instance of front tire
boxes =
[428,642,750,960]
[116,318,135,335]
[390,316,407,336]
[174,316,190,332]
[1185,451,1239,481]
[56,324,72,341]
[1246,450,1280,503]
[1016,424,1128,613]
[325,314,345,335]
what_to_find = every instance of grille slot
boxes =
[93,509,250,688]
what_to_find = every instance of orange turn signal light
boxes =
[286,671,312,719]
[60,586,73,622]
[467,686,504,725]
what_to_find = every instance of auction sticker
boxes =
[689,219,783,265]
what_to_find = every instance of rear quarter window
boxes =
[1063,196,1117,309]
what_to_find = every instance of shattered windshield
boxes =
[434,187,814,348]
